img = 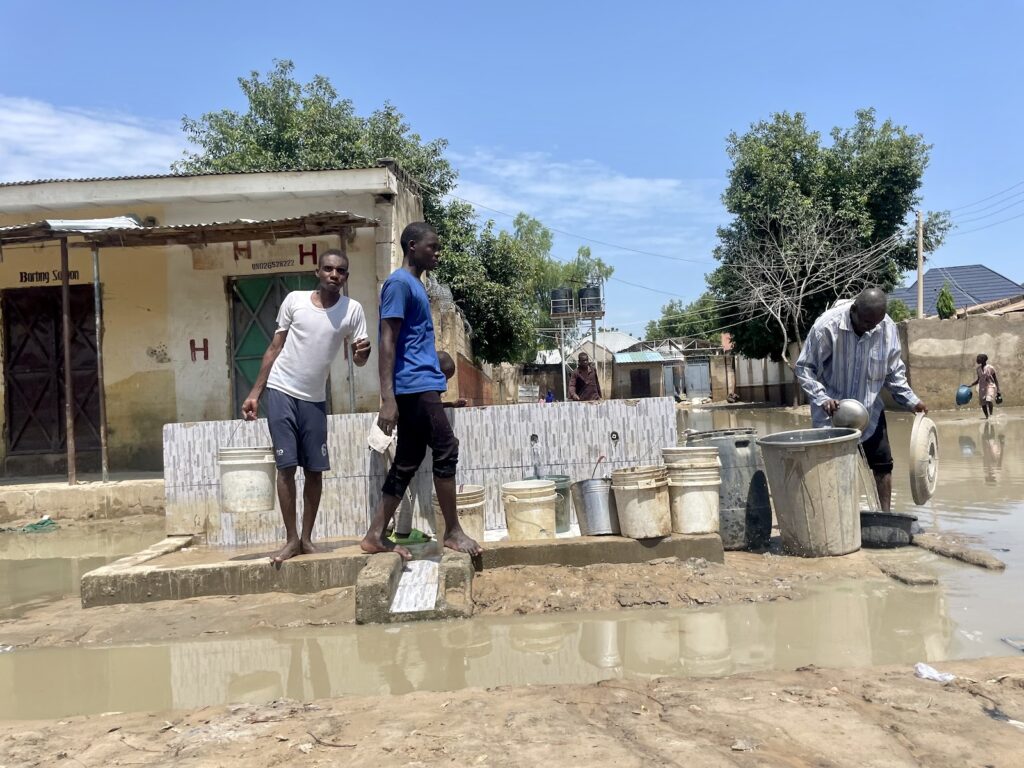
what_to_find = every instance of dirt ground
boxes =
[2,657,1022,767]
[0,550,886,649]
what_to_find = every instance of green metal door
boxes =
[229,273,320,417]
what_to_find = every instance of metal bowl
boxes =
[831,399,869,432]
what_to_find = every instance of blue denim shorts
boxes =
[264,388,330,472]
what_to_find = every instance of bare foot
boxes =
[271,539,302,564]
[360,533,412,561]
[444,529,483,556]
[300,538,321,555]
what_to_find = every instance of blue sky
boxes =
[3,1,1023,336]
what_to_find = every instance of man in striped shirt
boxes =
[795,288,928,512]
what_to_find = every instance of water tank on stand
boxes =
[577,283,604,316]
[550,287,575,317]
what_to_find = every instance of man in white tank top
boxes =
[242,249,371,563]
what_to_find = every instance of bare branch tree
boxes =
[721,208,901,403]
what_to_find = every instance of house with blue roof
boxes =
[890,265,1023,317]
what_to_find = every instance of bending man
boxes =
[795,287,927,512]
[242,250,371,563]
[361,222,483,560]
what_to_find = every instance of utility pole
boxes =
[559,318,568,401]
[916,210,924,319]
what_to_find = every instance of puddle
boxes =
[0,578,988,720]
[0,520,165,620]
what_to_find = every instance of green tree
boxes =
[645,293,722,342]
[711,109,951,361]
[936,282,956,319]
[172,59,457,235]
[887,298,912,323]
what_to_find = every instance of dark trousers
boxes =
[381,391,459,498]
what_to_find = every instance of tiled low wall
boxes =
[163,398,676,546]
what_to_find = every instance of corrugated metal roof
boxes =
[0,216,144,245]
[891,265,1022,316]
[573,331,641,354]
[614,351,665,364]
[0,162,395,189]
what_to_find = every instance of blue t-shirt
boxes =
[380,269,447,395]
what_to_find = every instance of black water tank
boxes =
[577,285,602,313]
[550,287,574,314]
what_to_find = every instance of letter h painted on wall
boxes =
[190,338,209,362]
[233,241,252,261]
[299,243,317,265]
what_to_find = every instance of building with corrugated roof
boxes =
[0,164,424,474]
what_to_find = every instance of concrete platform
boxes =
[80,533,724,608]
[0,473,164,525]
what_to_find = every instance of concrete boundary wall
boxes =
[164,398,676,546]
[901,315,1024,409]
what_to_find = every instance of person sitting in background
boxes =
[968,354,1001,420]
[569,352,602,401]
[545,389,556,403]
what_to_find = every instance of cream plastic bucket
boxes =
[433,484,487,542]
[612,476,671,539]
[502,479,557,540]
[666,464,721,535]
[218,446,276,514]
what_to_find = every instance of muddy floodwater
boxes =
[0,518,165,620]
[1,407,1021,722]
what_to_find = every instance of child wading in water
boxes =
[969,354,1001,419]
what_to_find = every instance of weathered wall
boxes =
[734,354,797,406]
[164,397,677,542]
[902,315,1024,409]
[710,355,734,400]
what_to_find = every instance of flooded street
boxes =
[1,407,1021,722]
[0,519,165,620]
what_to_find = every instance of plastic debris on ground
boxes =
[0,515,58,534]
[1002,637,1024,653]
[914,662,956,683]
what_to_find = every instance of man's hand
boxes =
[914,401,929,414]
[823,399,840,416]
[378,396,399,435]
[454,398,468,408]
[352,338,371,366]
[242,397,259,421]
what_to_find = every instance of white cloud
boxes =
[0,95,185,183]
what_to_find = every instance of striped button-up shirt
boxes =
[794,301,920,441]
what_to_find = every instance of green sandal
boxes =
[386,528,432,545]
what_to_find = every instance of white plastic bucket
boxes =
[667,474,721,534]
[218,446,276,514]
[502,480,557,540]
[612,477,670,539]
[433,484,487,542]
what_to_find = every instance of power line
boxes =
[951,192,1024,225]
[948,209,1024,237]
[949,180,1024,212]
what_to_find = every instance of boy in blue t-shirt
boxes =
[361,222,483,560]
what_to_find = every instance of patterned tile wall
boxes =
[164,398,676,547]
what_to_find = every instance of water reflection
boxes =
[0,579,963,720]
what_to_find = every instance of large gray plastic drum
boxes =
[686,428,772,550]
[757,427,862,557]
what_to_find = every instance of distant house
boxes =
[890,265,1022,317]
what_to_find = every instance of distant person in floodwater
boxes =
[569,352,602,401]
[795,287,928,513]
[968,354,1001,419]
[242,250,371,564]
[361,222,482,560]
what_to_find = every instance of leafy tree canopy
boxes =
[711,109,950,360]
[645,293,722,343]
[936,282,956,319]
